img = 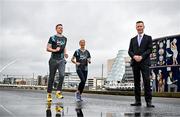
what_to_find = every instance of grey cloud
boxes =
[0,0,180,78]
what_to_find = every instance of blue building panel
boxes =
[150,34,180,92]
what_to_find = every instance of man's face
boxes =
[56,25,63,34]
[136,23,144,34]
[79,40,85,48]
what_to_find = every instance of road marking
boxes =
[0,105,15,117]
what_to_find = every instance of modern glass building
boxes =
[105,50,134,90]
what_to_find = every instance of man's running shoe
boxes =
[47,93,52,102]
[56,92,64,99]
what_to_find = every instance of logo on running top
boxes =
[57,39,65,46]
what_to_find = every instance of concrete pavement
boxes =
[0,88,180,117]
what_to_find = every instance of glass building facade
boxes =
[105,50,134,90]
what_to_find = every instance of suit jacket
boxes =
[128,34,153,66]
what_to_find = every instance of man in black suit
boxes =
[128,21,154,108]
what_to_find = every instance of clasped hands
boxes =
[133,55,143,62]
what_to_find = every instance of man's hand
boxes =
[64,54,68,59]
[76,62,80,66]
[47,44,60,53]
[55,47,60,52]
[133,55,142,62]
[138,56,142,62]
[87,58,91,64]
[133,55,139,60]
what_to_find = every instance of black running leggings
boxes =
[77,69,88,94]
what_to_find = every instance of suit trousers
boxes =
[132,63,152,103]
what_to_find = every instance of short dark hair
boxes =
[79,39,85,43]
[136,21,144,24]
[56,24,63,29]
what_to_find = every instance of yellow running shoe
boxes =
[56,92,64,99]
[55,103,63,112]
[47,93,52,102]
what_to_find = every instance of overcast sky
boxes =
[0,0,180,78]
